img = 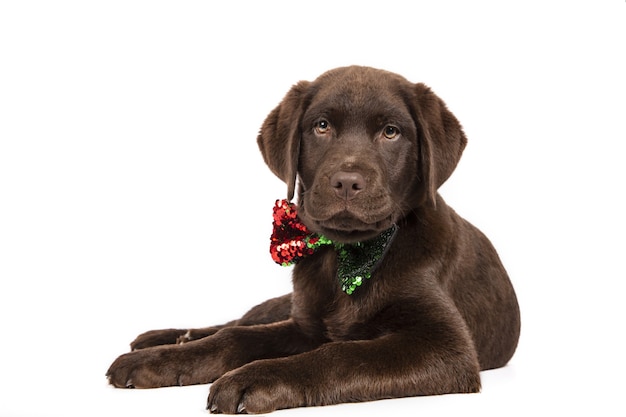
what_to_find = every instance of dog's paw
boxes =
[107,345,214,388]
[130,329,189,350]
[107,348,175,388]
[207,362,306,414]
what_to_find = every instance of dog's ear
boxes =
[411,83,467,207]
[257,81,310,201]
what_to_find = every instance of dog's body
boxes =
[107,66,520,414]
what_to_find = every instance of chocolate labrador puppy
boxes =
[107,66,520,414]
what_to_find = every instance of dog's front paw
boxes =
[207,362,306,414]
[107,344,215,388]
[107,347,177,388]
[130,329,188,350]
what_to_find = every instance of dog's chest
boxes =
[294,250,386,341]
[322,296,380,341]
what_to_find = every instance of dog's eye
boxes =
[383,125,400,140]
[315,120,331,135]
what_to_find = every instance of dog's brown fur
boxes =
[107,66,520,414]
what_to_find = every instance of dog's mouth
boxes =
[309,212,395,244]
[299,187,397,243]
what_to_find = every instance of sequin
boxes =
[270,199,332,266]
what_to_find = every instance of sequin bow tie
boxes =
[270,199,398,295]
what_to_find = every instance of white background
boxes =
[1,1,625,416]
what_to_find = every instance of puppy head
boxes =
[257,66,466,242]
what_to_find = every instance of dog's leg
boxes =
[107,317,320,389]
[128,294,293,350]
[129,326,230,350]
[207,333,480,414]
[207,302,481,414]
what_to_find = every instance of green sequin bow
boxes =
[270,199,398,295]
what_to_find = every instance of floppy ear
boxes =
[412,83,467,206]
[257,81,310,201]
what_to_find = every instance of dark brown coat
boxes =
[107,66,520,414]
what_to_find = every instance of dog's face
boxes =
[296,69,418,243]
[258,66,467,243]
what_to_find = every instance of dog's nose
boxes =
[330,171,366,200]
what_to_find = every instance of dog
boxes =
[107,66,520,414]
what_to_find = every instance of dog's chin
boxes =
[300,199,396,243]
[313,217,394,244]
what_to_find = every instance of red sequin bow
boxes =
[270,199,332,266]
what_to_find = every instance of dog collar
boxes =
[270,199,398,295]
